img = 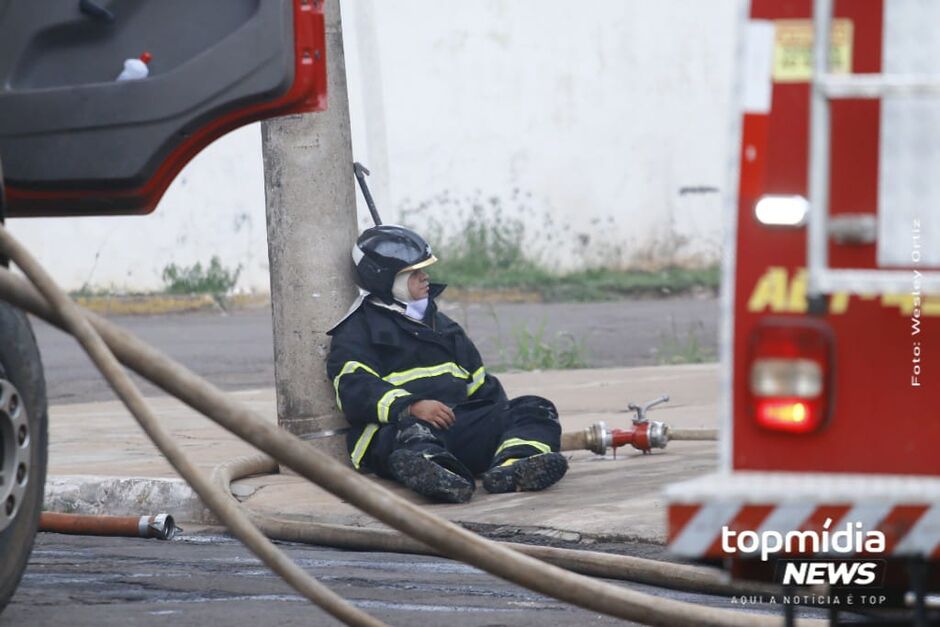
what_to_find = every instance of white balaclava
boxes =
[392,271,429,321]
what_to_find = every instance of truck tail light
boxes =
[754,195,808,227]
[748,320,833,434]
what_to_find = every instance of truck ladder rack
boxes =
[808,0,940,297]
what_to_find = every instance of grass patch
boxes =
[484,308,589,372]
[69,284,121,298]
[68,257,242,298]
[503,322,589,371]
[656,319,714,365]
[434,263,719,302]
[161,256,241,295]
[408,198,719,302]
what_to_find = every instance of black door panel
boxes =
[0,0,327,216]
[7,1,261,90]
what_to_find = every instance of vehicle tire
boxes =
[0,300,48,613]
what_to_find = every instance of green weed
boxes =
[69,284,119,298]
[437,260,719,302]
[421,199,547,288]
[537,266,719,302]
[656,319,714,365]
[494,321,588,371]
[161,256,241,295]
[400,192,719,302]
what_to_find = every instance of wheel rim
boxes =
[0,378,30,534]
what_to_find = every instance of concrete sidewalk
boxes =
[44,364,720,544]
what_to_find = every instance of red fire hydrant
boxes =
[560,395,671,455]
[609,420,670,455]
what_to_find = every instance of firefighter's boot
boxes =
[481,452,568,494]
[388,420,475,504]
[388,449,475,503]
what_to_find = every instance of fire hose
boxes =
[0,229,381,627]
[39,512,181,540]
[0,227,819,627]
[212,452,775,598]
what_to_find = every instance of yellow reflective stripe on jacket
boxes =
[377,388,411,424]
[382,362,470,386]
[333,361,381,409]
[467,366,486,396]
[495,437,552,456]
[351,423,380,470]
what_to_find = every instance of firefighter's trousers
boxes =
[363,395,562,482]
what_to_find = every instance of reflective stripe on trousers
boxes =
[494,437,552,456]
[351,423,381,470]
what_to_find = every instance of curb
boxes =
[73,293,270,317]
[42,476,665,545]
[69,290,547,317]
[69,288,719,317]
[69,290,548,318]
[43,475,217,525]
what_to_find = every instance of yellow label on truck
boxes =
[747,267,940,316]
[773,19,853,83]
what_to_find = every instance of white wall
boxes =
[12,0,740,292]
[12,125,270,292]
[348,0,739,271]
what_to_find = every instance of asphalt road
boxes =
[31,295,719,404]
[4,533,832,627]
[14,297,857,626]
[18,295,726,626]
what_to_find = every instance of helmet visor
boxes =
[399,255,438,274]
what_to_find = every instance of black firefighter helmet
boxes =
[352,225,437,301]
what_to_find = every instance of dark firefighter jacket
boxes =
[326,284,507,469]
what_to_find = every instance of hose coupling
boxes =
[568,419,671,456]
[610,420,670,454]
[581,420,612,455]
[138,513,181,540]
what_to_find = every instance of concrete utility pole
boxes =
[261,0,358,460]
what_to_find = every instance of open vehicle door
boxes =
[0,0,327,614]
[0,0,327,216]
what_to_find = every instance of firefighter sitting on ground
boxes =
[327,225,568,503]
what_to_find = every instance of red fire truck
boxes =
[0,0,327,611]
[667,0,939,617]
